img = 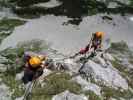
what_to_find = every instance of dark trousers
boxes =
[22,68,43,84]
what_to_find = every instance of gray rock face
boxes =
[52,90,88,100]
[79,60,128,90]
[63,59,81,74]
[72,76,101,96]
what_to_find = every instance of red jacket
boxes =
[80,34,102,54]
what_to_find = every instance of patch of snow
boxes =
[72,76,101,96]
[33,0,62,8]
[52,90,88,100]
[81,60,128,90]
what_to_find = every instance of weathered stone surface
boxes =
[52,90,88,100]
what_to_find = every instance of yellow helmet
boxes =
[95,32,104,38]
[29,56,41,67]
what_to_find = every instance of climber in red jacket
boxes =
[79,32,104,54]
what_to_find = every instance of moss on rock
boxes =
[84,90,101,100]
[101,86,133,100]
[32,72,82,99]
[0,18,26,44]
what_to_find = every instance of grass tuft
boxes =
[32,72,82,100]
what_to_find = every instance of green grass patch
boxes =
[1,73,24,99]
[84,90,101,100]
[111,59,126,74]
[129,0,133,6]
[111,59,133,88]
[108,42,133,89]
[0,0,12,7]
[0,18,26,44]
[0,18,26,31]
[32,95,52,100]
[108,41,130,54]
[101,86,133,100]
[129,59,133,65]
[0,31,11,44]
[32,72,82,99]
